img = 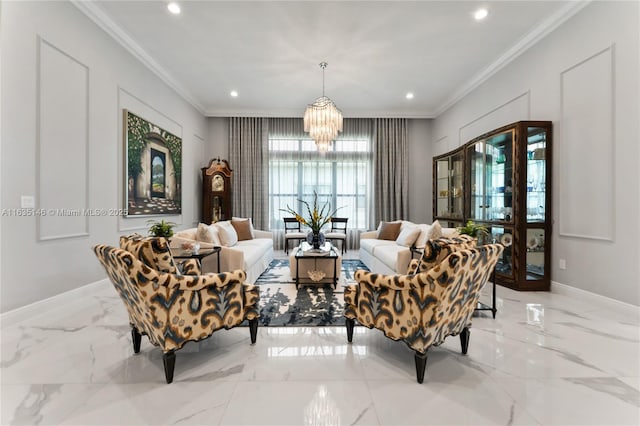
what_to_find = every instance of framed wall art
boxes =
[124,109,182,216]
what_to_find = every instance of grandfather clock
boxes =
[202,158,232,224]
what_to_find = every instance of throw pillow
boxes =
[396,225,421,247]
[414,224,432,248]
[231,219,253,241]
[215,220,238,247]
[196,223,214,243]
[232,216,256,238]
[426,220,443,240]
[378,221,402,241]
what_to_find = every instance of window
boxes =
[268,138,372,239]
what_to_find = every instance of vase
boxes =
[307,231,325,249]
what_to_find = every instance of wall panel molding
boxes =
[36,37,90,241]
[458,91,531,145]
[559,45,615,241]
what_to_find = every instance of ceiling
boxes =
[76,1,587,118]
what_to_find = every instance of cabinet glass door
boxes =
[436,158,450,217]
[467,130,514,222]
[435,151,464,219]
[489,225,514,278]
[486,130,514,222]
[526,127,547,222]
[467,141,486,221]
[526,228,545,280]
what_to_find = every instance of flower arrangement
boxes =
[281,191,339,234]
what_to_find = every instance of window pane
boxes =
[268,138,371,232]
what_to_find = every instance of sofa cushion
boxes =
[231,219,253,241]
[360,238,396,255]
[236,238,273,268]
[375,244,408,271]
[378,221,402,240]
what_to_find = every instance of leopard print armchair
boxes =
[93,244,259,383]
[344,243,503,383]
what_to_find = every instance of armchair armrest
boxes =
[254,229,273,239]
[360,230,378,239]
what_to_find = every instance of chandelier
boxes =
[304,62,343,152]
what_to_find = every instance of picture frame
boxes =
[124,109,182,216]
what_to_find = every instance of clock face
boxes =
[212,174,224,192]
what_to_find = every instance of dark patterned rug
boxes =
[251,259,369,326]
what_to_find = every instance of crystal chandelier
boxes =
[304,62,343,152]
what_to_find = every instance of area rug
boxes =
[252,259,369,326]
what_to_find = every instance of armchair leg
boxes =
[131,326,142,354]
[460,327,470,355]
[163,350,176,384]
[414,351,428,384]
[249,318,258,344]
[346,318,355,343]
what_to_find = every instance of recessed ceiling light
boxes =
[230,90,238,98]
[474,8,488,21]
[406,92,414,100]
[167,2,181,15]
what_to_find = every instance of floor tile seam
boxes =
[215,377,242,426]
[360,376,384,426]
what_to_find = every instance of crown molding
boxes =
[204,108,436,119]
[71,0,206,115]
[434,0,591,117]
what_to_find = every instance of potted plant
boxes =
[147,219,176,239]
[457,220,489,239]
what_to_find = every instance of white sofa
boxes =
[359,220,459,275]
[170,226,273,284]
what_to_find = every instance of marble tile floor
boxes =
[1,270,639,425]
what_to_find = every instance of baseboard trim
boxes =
[551,280,640,317]
[0,279,109,328]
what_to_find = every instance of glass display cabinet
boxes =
[433,147,464,229]
[432,121,552,291]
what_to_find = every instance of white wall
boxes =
[0,1,207,312]
[206,117,229,162]
[432,1,639,305]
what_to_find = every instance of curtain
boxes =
[373,118,408,223]
[228,117,269,229]
[268,118,373,250]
